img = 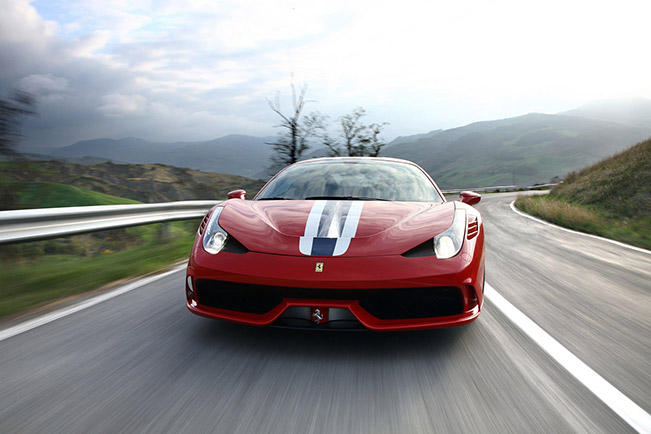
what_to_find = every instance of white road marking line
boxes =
[485,283,651,434]
[0,264,187,342]
[509,200,651,255]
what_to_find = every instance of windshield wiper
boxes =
[304,196,388,201]
[257,197,290,200]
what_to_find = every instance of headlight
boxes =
[202,208,228,254]
[434,208,466,259]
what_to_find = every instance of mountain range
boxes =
[21,98,651,189]
[383,113,650,188]
[28,135,276,179]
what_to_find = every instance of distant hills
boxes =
[21,98,651,189]
[382,111,650,188]
[0,161,266,210]
[563,98,651,130]
[34,135,275,179]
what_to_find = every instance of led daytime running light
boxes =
[202,208,228,254]
[434,208,466,259]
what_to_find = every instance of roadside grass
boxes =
[515,139,650,250]
[515,194,651,250]
[0,164,216,320]
[0,220,199,319]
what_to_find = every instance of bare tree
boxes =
[266,85,389,165]
[266,84,325,167]
[0,89,37,157]
[366,122,389,157]
[324,107,388,157]
[340,107,368,156]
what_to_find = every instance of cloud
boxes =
[98,93,148,117]
[71,30,111,57]
[2,0,291,147]
[16,74,69,96]
[3,0,651,149]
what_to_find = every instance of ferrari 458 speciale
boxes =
[186,157,484,331]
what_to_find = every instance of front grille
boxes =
[195,279,464,319]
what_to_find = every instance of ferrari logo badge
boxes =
[312,309,323,324]
[315,262,324,272]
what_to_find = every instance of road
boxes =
[1,192,649,433]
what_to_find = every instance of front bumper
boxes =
[186,244,484,331]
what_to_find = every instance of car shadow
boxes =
[193,318,471,363]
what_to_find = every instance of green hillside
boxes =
[0,220,198,319]
[0,160,265,210]
[4,181,141,209]
[515,138,651,249]
[551,139,650,218]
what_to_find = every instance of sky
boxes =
[2,0,651,148]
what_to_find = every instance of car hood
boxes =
[216,199,455,257]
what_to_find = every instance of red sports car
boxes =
[186,157,484,331]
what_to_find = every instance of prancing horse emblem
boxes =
[312,308,324,324]
[315,262,324,272]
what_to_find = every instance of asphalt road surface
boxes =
[1,192,649,433]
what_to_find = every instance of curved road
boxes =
[1,192,649,433]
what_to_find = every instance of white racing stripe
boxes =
[333,201,364,256]
[0,264,186,342]
[300,200,364,256]
[303,200,327,238]
[340,201,364,237]
[485,283,651,434]
[299,200,327,255]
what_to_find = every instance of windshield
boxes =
[256,159,443,202]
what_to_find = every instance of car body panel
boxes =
[218,199,455,257]
[186,157,485,331]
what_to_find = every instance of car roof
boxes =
[291,156,420,166]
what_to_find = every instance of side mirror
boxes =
[459,191,481,206]
[227,189,247,200]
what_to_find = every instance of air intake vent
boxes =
[402,239,435,257]
[195,279,282,314]
[467,215,478,240]
[198,212,212,235]
[359,287,463,319]
[223,236,249,254]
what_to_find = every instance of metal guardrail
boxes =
[442,183,557,195]
[0,201,218,245]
